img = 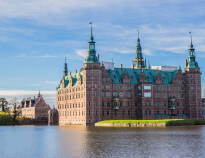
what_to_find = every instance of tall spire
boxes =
[38,91,41,98]
[84,22,99,64]
[132,30,145,69]
[186,32,199,69]
[88,22,96,53]
[90,22,94,42]
[64,57,68,76]
[188,32,195,55]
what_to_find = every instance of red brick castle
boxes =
[56,25,202,125]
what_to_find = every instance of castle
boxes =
[19,92,50,123]
[56,25,202,125]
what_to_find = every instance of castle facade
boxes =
[56,26,202,125]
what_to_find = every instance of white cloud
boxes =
[0,0,124,21]
[17,53,58,58]
[0,90,55,96]
[143,49,153,56]
[98,23,205,55]
[75,49,88,58]
[0,90,56,106]
[44,80,58,85]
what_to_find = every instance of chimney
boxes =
[120,64,122,69]
[75,69,77,73]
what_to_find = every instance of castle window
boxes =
[127,92,131,98]
[144,85,151,90]
[107,111,109,116]
[155,93,160,98]
[113,85,117,90]
[113,92,118,97]
[119,92,123,97]
[106,85,110,89]
[128,111,130,116]
[144,92,151,97]
[106,92,111,97]
[156,102,160,107]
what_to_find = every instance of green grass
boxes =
[0,112,13,125]
[96,119,205,126]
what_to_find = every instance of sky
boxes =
[0,0,205,106]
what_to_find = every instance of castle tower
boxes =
[84,22,100,65]
[184,32,202,119]
[83,22,102,124]
[132,31,146,69]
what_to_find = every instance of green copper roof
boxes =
[57,72,83,90]
[106,68,178,85]
[84,22,99,64]
[186,32,199,69]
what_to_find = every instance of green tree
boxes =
[0,98,8,112]
[10,98,20,124]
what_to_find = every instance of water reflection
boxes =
[0,126,205,158]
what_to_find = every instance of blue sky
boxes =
[0,0,205,105]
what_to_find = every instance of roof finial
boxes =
[65,56,67,63]
[64,57,68,76]
[148,60,151,69]
[89,22,93,41]
[38,90,41,97]
[189,32,193,48]
[137,29,140,39]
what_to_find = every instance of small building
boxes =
[202,98,205,118]
[19,92,50,124]
[48,107,59,125]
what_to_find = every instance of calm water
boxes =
[0,125,205,158]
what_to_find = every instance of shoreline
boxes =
[95,119,205,127]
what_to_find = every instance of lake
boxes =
[0,125,205,158]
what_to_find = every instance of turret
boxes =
[84,22,99,64]
[185,32,199,72]
[184,32,202,119]
[132,30,146,69]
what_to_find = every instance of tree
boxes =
[10,98,20,124]
[0,98,8,112]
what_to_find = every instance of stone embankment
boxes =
[95,119,205,127]
[95,122,166,127]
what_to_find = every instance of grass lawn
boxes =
[0,112,13,125]
[96,119,205,126]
